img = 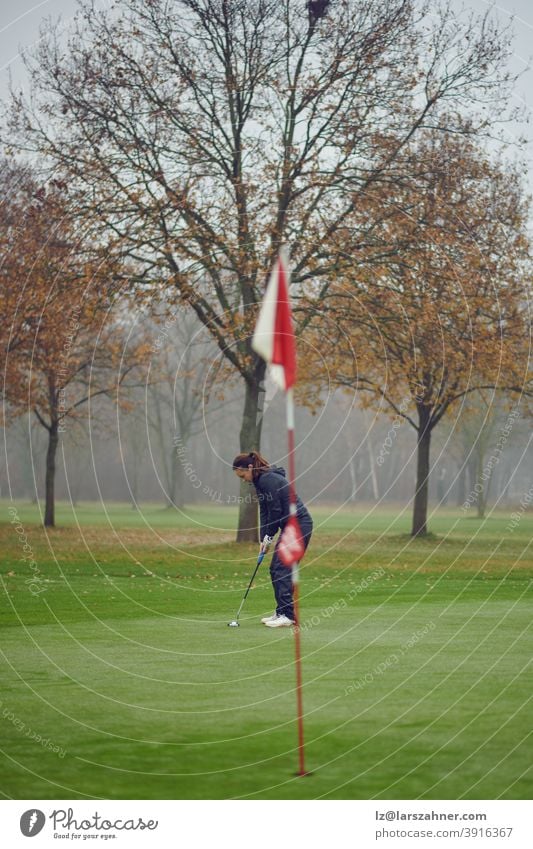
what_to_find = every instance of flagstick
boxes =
[286,387,307,777]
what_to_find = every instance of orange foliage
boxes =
[303,133,532,424]
[1,168,149,430]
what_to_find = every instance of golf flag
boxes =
[252,250,296,390]
[253,248,308,777]
[278,514,305,566]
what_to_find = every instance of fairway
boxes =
[1,502,532,800]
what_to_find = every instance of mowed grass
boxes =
[1,499,532,800]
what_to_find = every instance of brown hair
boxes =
[232,450,270,479]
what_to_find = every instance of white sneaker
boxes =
[264,614,295,628]
[261,611,277,624]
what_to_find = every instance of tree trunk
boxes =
[411,407,432,537]
[236,363,266,543]
[167,446,185,509]
[364,415,380,501]
[476,461,494,519]
[130,454,139,509]
[475,447,485,518]
[456,461,466,506]
[348,455,357,502]
[44,422,59,528]
[467,456,477,507]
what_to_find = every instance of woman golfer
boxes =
[233,451,313,628]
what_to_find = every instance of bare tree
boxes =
[439,392,526,518]
[5,0,520,538]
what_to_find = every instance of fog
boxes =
[3,310,531,516]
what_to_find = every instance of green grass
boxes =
[1,500,532,799]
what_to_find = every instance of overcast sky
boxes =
[1,0,532,167]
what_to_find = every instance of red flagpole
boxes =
[286,387,307,777]
[252,248,308,776]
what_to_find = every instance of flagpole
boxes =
[286,387,307,777]
[252,249,308,777]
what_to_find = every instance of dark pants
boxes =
[270,521,313,621]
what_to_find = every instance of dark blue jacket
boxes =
[254,466,312,540]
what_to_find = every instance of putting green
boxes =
[1,502,531,799]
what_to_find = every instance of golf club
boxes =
[227,550,266,627]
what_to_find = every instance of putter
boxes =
[227,550,266,627]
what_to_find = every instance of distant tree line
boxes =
[1,0,531,535]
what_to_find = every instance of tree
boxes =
[311,133,531,535]
[5,0,521,539]
[439,392,525,518]
[0,161,54,404]
[146,308,231,508]
[1,178,149,527]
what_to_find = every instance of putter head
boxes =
[227,620,240,627]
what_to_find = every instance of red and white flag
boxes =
[252,250,296,390]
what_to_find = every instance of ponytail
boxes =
[232,450,270,479]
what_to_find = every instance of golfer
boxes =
[233,451,313,628]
